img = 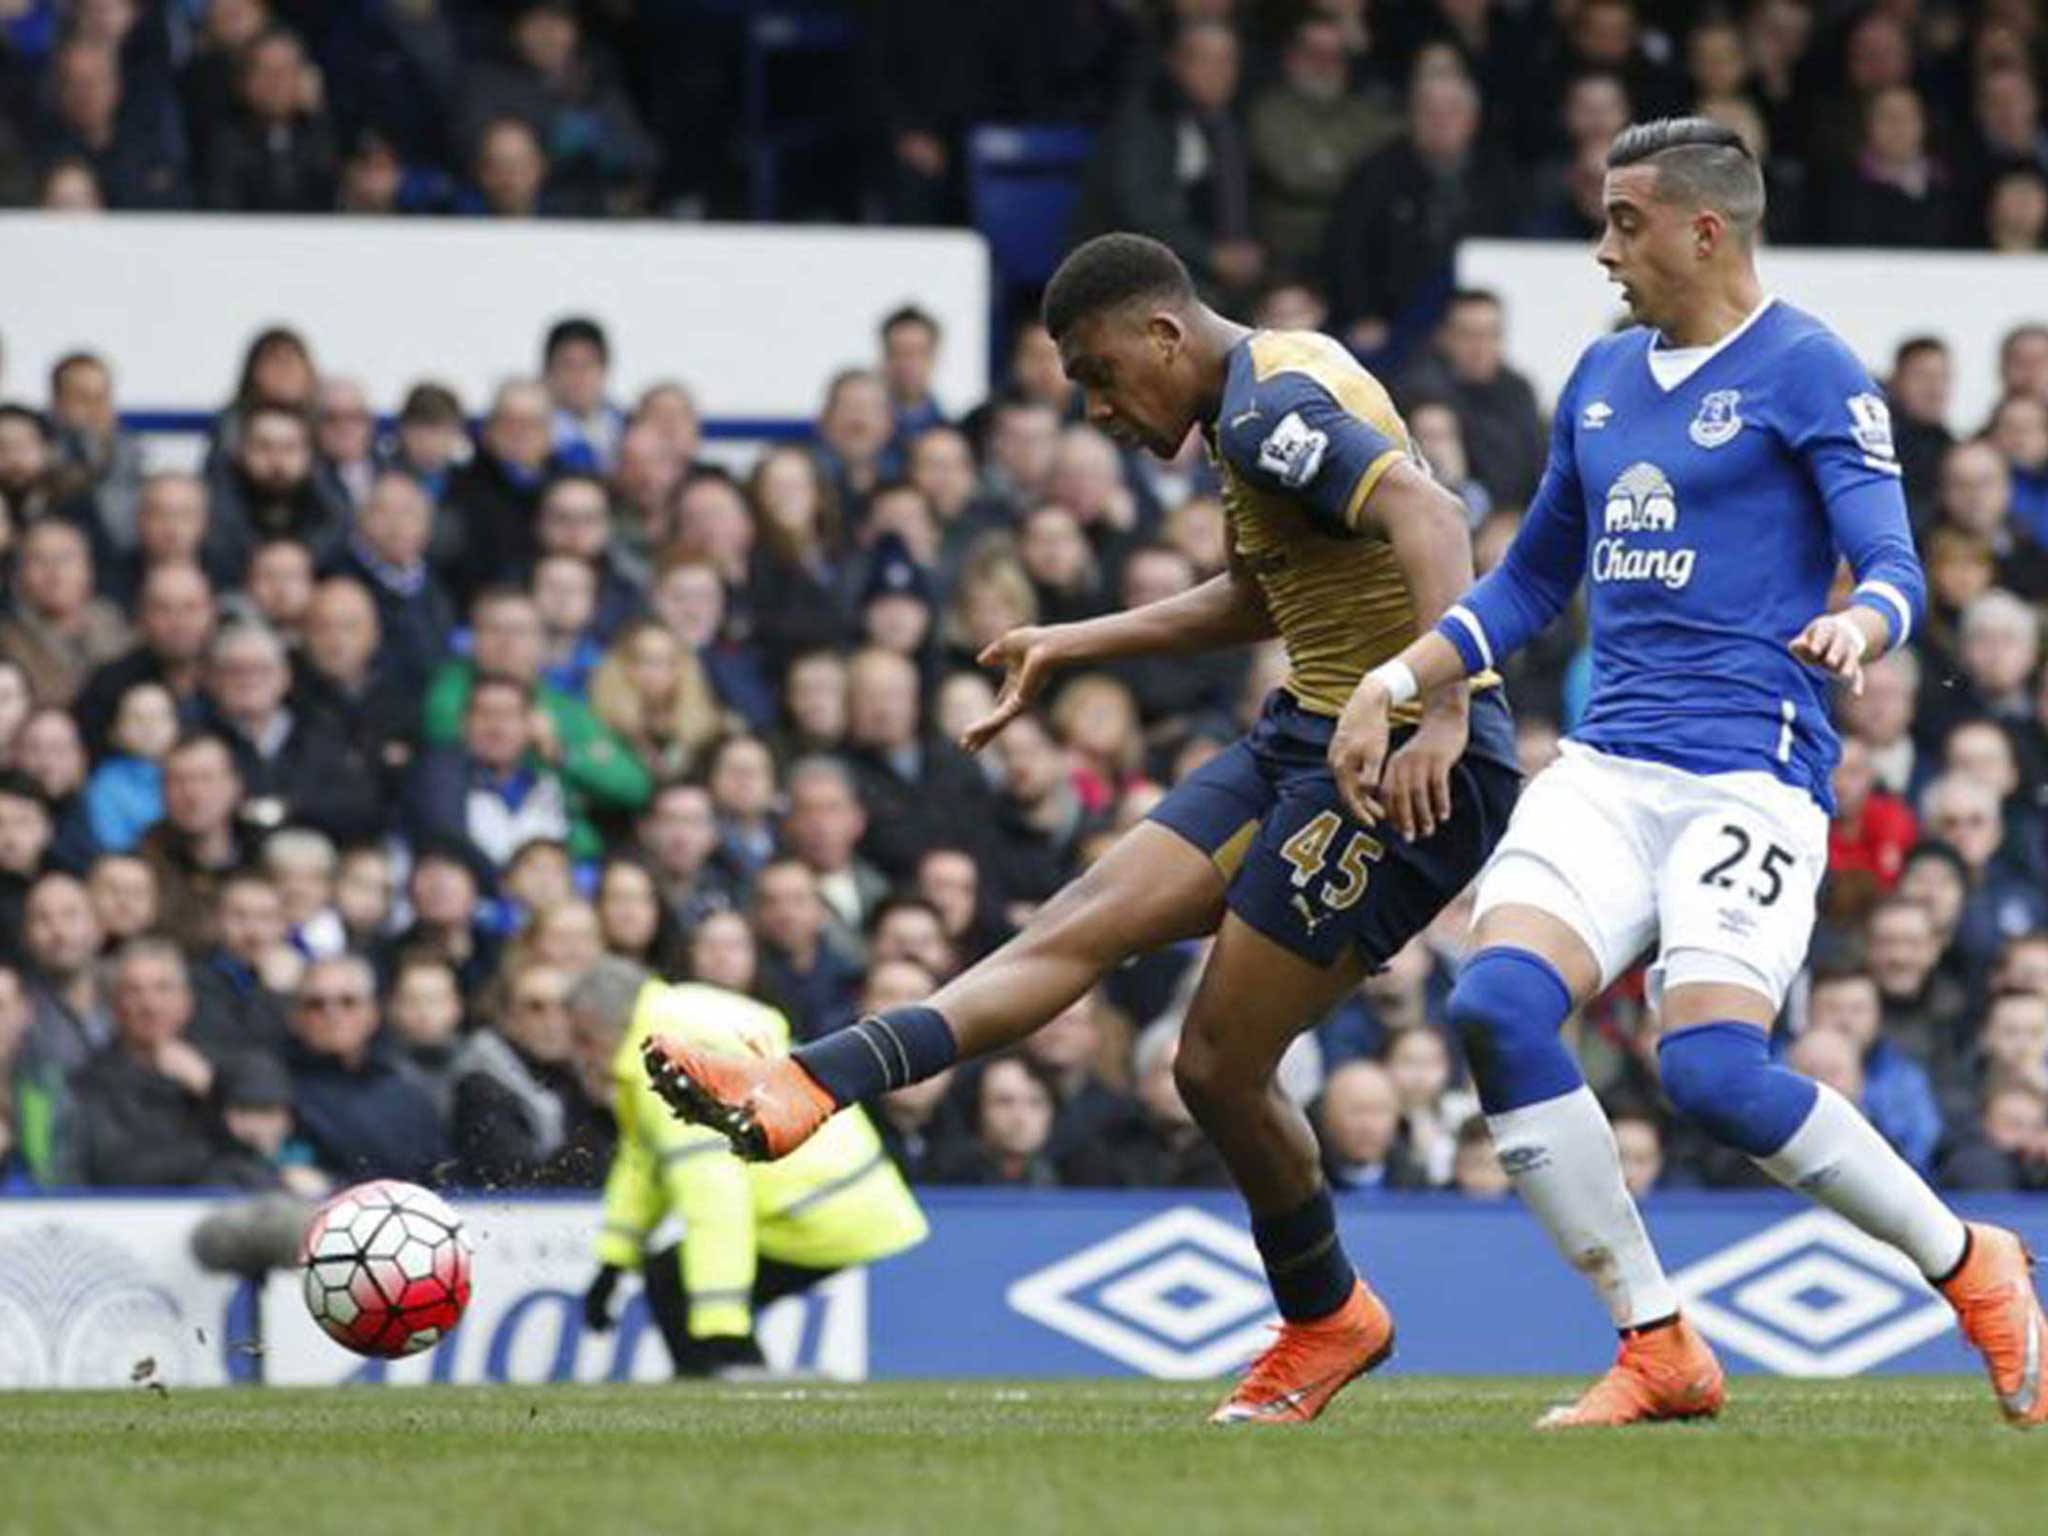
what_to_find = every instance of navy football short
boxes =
[1150,687,1520,968]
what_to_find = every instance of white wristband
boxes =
[1367,659,1419,708]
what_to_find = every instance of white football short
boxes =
[1471,741,1828,1008]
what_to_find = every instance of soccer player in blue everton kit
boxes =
[648,232,1520,1424]
[1338,118,2048,1429]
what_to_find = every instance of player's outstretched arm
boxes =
[960,560,1274,752]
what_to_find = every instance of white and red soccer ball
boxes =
[299,1179,473,1358]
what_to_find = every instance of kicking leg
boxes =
[646,821,1226,1159]
[1655,974,2046,1428]
[1176,914,1396,1425]
[1450,904,1723,1428]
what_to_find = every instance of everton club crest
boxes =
[1688,389,1743,449]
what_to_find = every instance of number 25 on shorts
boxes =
[1697,822,1794,907]
[1281,809,1384,913]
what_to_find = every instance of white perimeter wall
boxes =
[0,214,991,421]
[1461,239,2048,430]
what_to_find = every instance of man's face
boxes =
[546,338,607,415]
[218,880,285,965]
[847,656,920,749]
[209,637,289,723]
[532,557,596,636]
[908,430,975,517]
[471,598,544,681]
[871,908,951,978]
[1596,165,1706,333]
[1868,907,1937,997]
[978,1061,1053,1159]
[1412,75,1479,162]
[1946,724,2017,799]
[783,777,862,870]
[138,478,207,558]
[882,321,937,403]
[786,656,848,740]
[305,584,378,679]
[53,360,114,435]
[18,713,86,797]
[916,851,977,936]
[56,47,119,134]
[115,954,191,1050]
[1984,1089,2047,1152]
[486,386,552,469]
[1441,300,1505,382]
[1892,348,1951,424]
[411,860,476,926]
[1169,25,1238,112]
[505,966,572,1062]
[1320,1064,1400,1164]
[464,685,531,769]
[1928,784,2003,870]
[0,793,51,873]
[244,34,302,121]
[539,481,610,558]
[1937,444,2008,534]
[239,414,313,495]
[17,525,91,618]
[1809,978,1882,1052]
[1984,997,2048,1077]
[140,570,215,662]
[640,787,717,879]
[822,375,892,461]
[314,381,373,466]
[0,416,49,488]
[90,857,157,938]
[25,878,101,975]
[1845,654,1914,745]
[995,716,1064,806]
[1060,310,1196,460]
[754,866,823,951]
[2003,331,2048,400]
[1613,1119,1664,1197]
[292,964,380,1060]
[361,476,431,564]
[478,124,545,215]
[163,743,239,837]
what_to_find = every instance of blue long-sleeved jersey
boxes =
[1436,299,1925,810]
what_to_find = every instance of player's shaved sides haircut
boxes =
[1607,116,1765,239]
[1041,233,1197,341]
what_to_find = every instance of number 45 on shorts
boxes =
[1280,809,1385,929]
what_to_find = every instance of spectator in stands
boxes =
[381,837,499,1000]
[1610,1105,1666,1197]
[208,326,317,470]
[866,894,956,984]
[979,397,1061,518]
[110,471,215,605]
[541,317,624,475]
[180,0,271,183]
[13,708,94,874]
[0,518,129,708]
[1317,1060,1429,1192]
[36,40,186,208]
[450,961,607,1187]
[1017,504,1106,626]
[1987,391,2048,543]
[1943,718,2042,881]
[1885,336,1954,519]
[328,470,451,694]
[422,587,651,825]
[589,620,721,781]
[1016,993,1138,1163]
[445,381,554,599]
[985,709,1089,913]
[1817,86,1954,248]
[705,733,778,882]
[813,368,896,520]
[201,620,381,844]
[465,114,552,217]
[1921,772,2048,977]
[21,870,112,1077]
[74,939,277,1188]
[1322,68,1515,357]
[0,404,89,529]
[532,472,643,646]
[772,650,848,766]
[293,577,417,796]
[187,867,295,1062]
[387,954,465,1114]
[1964,63,2048,218]
[1450,1114,1510,1199]
[752,857,860,1044]
[880,306,946,444]
[409,671,578,868]
[593,851,686,979]
[1999,322,2048,404]
[203,26,336,212]
[684,908,758,996]
[86,852,157,949]
[1383,1024,1470,1188]
[83,681,174,854]
[457,0,654,218]
[747,446,851,674]
[0,960,66,1186]
[1805,967,1943,1176]
[1060,1017,1229,1188]
[1828,733,1918,908]
[1986,168,2047,252]
[242,536,315,643]
[1865,894,1971,1093]
[1073,19,1262,301]
[390,382,467,512]
[841,647,989,882]
[928,1054,1061,1187]
[310,378,375,515]
[1940,1078,2048,1192]
[206,402,343,578]
[1398,289,1546,508]
[530,553,603,697]
[1521,70,1630,239]
[136,732,256,952]
[288,952,448,1185]
[1976,990,2048,1097]
[634,779,741,935]
[777,756,882,959]
[46,351,143,554]
[1841,648,1922,800]
[1247,13,1396,279]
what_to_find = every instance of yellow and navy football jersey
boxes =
[1208,329,1435,719]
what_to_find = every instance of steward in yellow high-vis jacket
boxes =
[567,957,927,1375]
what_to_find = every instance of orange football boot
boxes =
[1939,1223,2048,1428]
[1209,1281,1396,1426]
[641,1033,834,1161]
[1537,1315,1725,1429]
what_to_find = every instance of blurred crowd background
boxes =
[0,0,2045,1206]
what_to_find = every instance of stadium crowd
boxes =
[0,0,2043,1207]
[0,286,2043,1203]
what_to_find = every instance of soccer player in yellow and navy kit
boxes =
[571,957,925,1376]
[647,233,1519,1424]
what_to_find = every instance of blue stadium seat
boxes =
[967,125,1094,294]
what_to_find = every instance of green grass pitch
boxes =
[1,1378,2037,1536]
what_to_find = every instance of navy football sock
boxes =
[792,1006,958,1107]
[1251,1187,1358,1323]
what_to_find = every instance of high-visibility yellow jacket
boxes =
[596,980,927,1338]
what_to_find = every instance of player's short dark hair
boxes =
[1041,233,1197,341]
[544,316,609,366]
[1607,116,1765,238]
[881,304,940,341]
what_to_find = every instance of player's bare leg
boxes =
[1450,904,1724,1429]
[1652,978,2046,1428]
[645,821,1225,1160]
[1174,915,1396,1425]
